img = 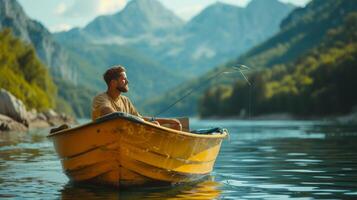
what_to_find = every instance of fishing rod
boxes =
[153,64,252,118]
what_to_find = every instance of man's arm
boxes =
[143,117,182,130]
[100,106,116,116]
[124,97,160,125]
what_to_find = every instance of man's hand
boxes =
[146,118,182,131]
[142,117,160,126]
[150,121,160,126]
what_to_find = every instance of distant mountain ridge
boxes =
[84,0,184,38]
[55,0,295,76]
[171,0,295,74]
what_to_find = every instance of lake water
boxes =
[1,119,357,199]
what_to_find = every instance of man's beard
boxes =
[117,85,129,93]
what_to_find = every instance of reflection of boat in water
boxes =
[61,178,221,200]
[48,112,227,187]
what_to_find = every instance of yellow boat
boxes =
[48,112,227,187]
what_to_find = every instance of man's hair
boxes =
[103,65,126,87]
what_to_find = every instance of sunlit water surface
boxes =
[1,119,357,199]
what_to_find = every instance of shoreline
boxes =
[199,112,357,123]
[0,112,77,133]
[0,89,76,133]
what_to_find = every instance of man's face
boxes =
[115,72,129,93]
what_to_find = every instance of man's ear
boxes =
[109,79,115,87]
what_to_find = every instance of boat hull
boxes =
[48,113,227,187]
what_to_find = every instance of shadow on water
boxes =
[60,178,221,200]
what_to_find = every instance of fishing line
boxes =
[249,83,252,120]
[235,64,253,120]
[153,64,253,118]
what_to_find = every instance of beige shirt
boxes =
[91,92,141,121]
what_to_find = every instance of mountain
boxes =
[165,0,295,74]
[84,0,184,38]
[142,0,357,117]
[55,0,295,77]
[55,0,183,43]
[0,0,72,79]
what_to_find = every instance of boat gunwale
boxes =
[47,112,228,139]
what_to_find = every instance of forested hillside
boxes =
[0,29,59,111]
[200,12,357,117]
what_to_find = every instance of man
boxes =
[92,65,181,130]
[92,66,141,120]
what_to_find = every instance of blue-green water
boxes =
[1,120,357,199]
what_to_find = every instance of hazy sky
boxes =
[18,0,311,32]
